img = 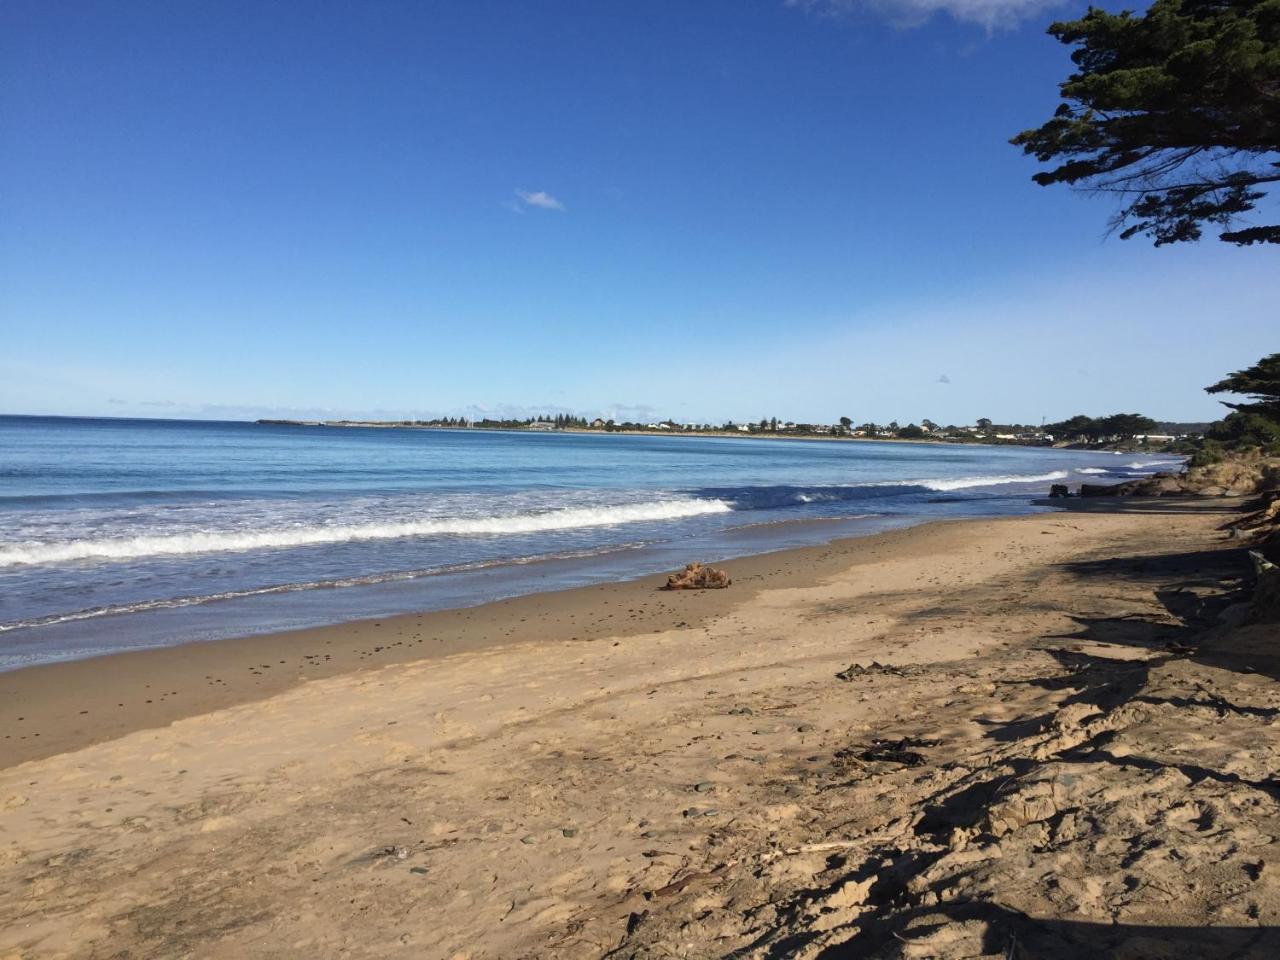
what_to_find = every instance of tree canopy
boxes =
[1012,0,1280,246]
[1045,412,1158,441]
[1206,352,1280,418]
[1206,410,1280,444]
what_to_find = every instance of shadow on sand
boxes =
[798,511,1277,959]
[1033,494,1246,517]
[1055,537,1279,681]
[809,903,1279,959]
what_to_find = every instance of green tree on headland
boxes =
[1193,353,1280,460]
[1206,353,1280,420]
[1013,0,1280,246]
[1045,413,1157,443]
[1206,411,1280,446]
[1099,413,1159,439]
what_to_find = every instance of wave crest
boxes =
[919,471,1068,492]
[0,499,731,568]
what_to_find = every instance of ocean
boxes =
[0,416,1181,669]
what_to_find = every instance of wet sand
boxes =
[3,516,972,768]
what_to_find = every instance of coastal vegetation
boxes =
[258,412,1198,450]
[1041,413,1157,443]
[1208,351,1280,420]
[1011,0,1278,466]
[1013,0,1280,245]
[1187,352,1280,464]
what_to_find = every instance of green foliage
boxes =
[1044,412,1158,441]
[1012,0,1280,245]
[1206,410,1280,447]
[1206,352,1280,420]
[897,424,927,439]
[1188,440,1226,467]
[1046,414,1097,439]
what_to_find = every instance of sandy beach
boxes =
[3,499,1278,958]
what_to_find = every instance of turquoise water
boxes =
[0,416,1176,668]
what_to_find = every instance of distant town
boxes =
[258,412,1210,451]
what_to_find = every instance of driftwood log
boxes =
[663,562,731,590]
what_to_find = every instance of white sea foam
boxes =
[1078,467,1110,475]
[0,499,732,568]
[1127,459,1182,470]
[919,470,1069,492]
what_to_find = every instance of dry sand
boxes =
[2,499,1277,958]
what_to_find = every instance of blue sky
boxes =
[2,0,1275,425]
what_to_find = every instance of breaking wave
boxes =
[694,471,1072,509]
[0,499,731,568]
[917,471,1069,492]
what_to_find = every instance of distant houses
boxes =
[295,412,1180,450]
[256,414,1187,451]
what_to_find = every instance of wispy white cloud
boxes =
[512,189,565,212]
[787,0,1062,31]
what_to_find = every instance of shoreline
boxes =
[5,414,1183,453]
[0,511,919,675]
[3,495,1272,959]
[0,514,977,769]
[0,497,1229,771]
[268,420,1177,453]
